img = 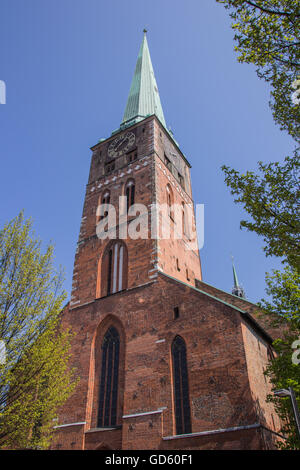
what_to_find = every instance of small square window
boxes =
[164,154,172,171]
[128,151,137,163]
[105,161,115,174]
[178,172,185,189]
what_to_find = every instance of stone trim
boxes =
[123,409,165,419]
[54,421,86,429]
[85,426,122,434]
[163,423,260,440]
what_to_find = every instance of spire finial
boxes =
[121,28,166,129]
[143,28,148,34]
[231,256,246,298]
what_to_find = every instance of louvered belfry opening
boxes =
[171,336,192,435]
[97,327,120,428]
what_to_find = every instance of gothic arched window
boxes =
[125,180,135,212]
[101,241,128,297]
[171,336,191,435]
[166,184,174,219]
[97,327,120,427]
[96,190,110,223]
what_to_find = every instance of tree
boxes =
[0,212,77,449]
[217,0,300,139]
[218,0,300,449]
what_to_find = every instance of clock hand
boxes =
[115,137,128,151]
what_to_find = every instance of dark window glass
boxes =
[98,327,120,427]
[178,172,185,189]
[102,193,110,219]
[165,154,172,171]
[171,336,191,435]
[174,307,180,319]
[105,161,115,174]
[128,151,137,163]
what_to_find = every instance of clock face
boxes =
[108,132,136,159]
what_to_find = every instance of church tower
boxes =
[69,30,202,310]
[53,33,282,451]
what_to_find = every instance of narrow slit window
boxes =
[125,180,135,212]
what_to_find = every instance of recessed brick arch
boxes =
[88,314,126,431]
[166,184,174,219]
[96,190,111,224]
[124,178,135,212]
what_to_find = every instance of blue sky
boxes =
[0,0,295,303]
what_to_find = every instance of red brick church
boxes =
[52,32,281,450]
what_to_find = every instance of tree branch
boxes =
[244,1,300,17]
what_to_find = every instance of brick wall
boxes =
[52,273,280,449]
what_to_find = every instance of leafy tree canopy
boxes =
[0,213,77,449]
[217,0,300,139]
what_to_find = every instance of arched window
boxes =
[171,336,191,435]
[125,180,135,212]
[166,184,174,219]
[182,202,186,236]
[96,191,110,223]
[101,241,128,297]
[97,327,120,427]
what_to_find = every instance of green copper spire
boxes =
[121,30,166,128]
[231,257,246,298]
[232,261,239,288]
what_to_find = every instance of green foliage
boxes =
[0,212,78,449]
[217,0,300,139]
[253,266,299,450]
[260,266,300,449]
[260,266,300,326]
[264,334,300,449]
